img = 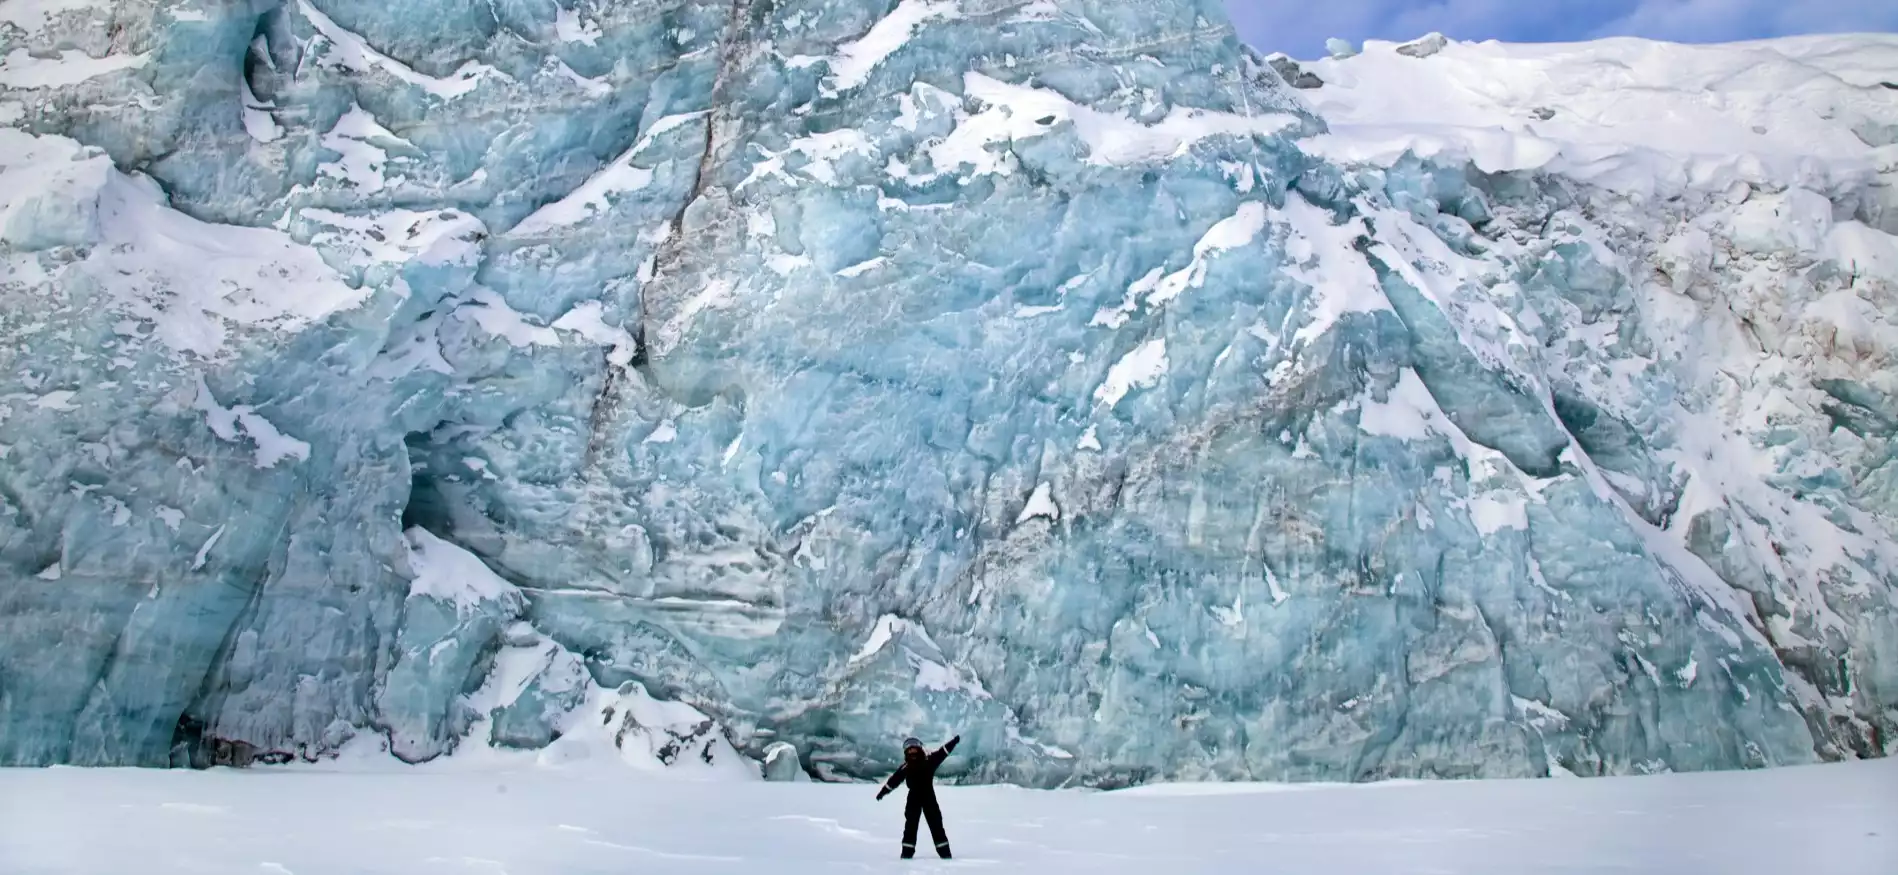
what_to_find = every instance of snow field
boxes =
[1,759,1893,874]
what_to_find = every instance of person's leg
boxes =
[901,798,920,858]
[924,798,951,859]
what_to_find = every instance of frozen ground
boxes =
[2,759,1894,874]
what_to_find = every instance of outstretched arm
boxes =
[875,764,907,800]
[928,735,961,766]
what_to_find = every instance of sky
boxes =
[1224,0,1898,58]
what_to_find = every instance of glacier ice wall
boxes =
[1,0,1894,785]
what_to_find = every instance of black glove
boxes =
[875,788,888,801]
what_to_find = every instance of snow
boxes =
[1146,201,1267,307]
[835,255,885,277]
[297,0,505,100]
[629,111,711,157]
[0,0,101,37]
[1300,35,1898,198]
[1275,193,1392,344]
[1094,339,1167,408]
[1723,188,1835,255]
[300,208,484,269]
[232,410,313,468]
[1510,695,1571,730]
[404,527,522,614]
[32,390,76,411]
[553,6,602,46]
[1826,221,1898,279]
[1015,481,1059,524]
[508,112,707,232]
[549,301,639,367]
[1357,370,1440,442]
[456,289,561,347]
[741,128,877,190]
[850,614,908,665]
[1264,565,1289,605]
[552,60,610,98]
[508,146,655,235]
[848,614,990,698]
[238,77,282,144]
[928,73,1297,179]
[0,129,371,356]
[1091,267,1163,328]
[191,376,313,469]
[1,759,1891,873]
[315,105,412,193]
[0,48,146,88]
[825,0,961,92]
[189,524,225,571]
[644,420,678,444]
[1468,493,1529,536]
[652,277,738,354]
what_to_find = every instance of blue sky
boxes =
[1224,0,1898,58]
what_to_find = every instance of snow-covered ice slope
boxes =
[1,758,1895,874]
[1288,33,1898,765]
[1,0,1895,785]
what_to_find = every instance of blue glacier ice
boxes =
[1,1,1895,784]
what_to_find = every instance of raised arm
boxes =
[928,735,961,766]
[875,763,908,800]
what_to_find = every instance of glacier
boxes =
[0,0,1894,786]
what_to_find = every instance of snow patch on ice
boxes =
[1276,194,1392,344]
[1015,481,1060,524]
[298,0,506,100]
[825,0,961,93]
[510,147,655,235]
[316,105,412,193]
[403,527,521,615]
[848,614,991,699]
[0,48,147,88]
[929,73,1297,179]
[191,377,312,469]
[1468,493,1528,536]
[301,208,484,269]
[0,129,372,356]
[1095,339,1167,408]
[456,291,633,364]
[553,6,602,46]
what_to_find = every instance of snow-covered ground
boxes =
[2,759,1894,874]
[1299,34,1898,201]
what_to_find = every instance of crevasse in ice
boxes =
[1,0,1894,784]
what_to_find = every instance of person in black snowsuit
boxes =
[875,735,959,859]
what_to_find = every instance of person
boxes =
[874,734,960,859]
